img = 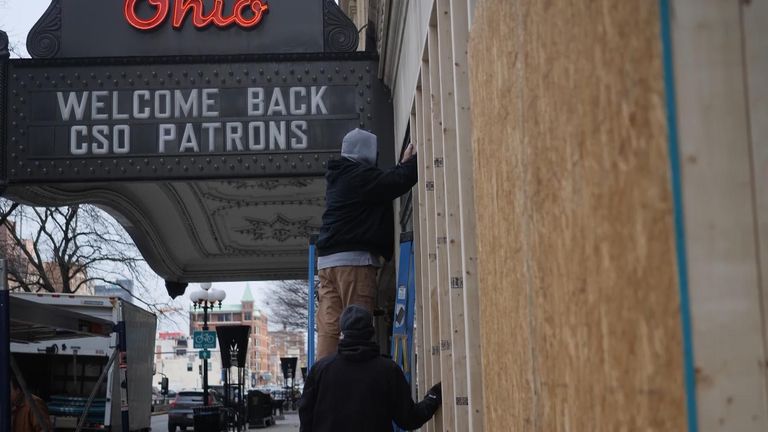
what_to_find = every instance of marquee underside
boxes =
[5,178,326,282]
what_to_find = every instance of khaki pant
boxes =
[316,265,378,360]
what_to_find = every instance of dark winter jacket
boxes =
[316,155,418,261]
[298,306,440,432]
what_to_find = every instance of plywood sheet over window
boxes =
[468,1,686,430]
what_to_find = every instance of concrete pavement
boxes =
[269,413,300,431]
[151,412,300,431]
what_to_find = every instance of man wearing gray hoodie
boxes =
[314,128,417,359]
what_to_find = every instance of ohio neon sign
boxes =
[124,0,269,31]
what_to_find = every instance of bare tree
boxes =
[0,202,144,294]
[0,200,177,317]
[265,279,315,330]
[0,1,26,58]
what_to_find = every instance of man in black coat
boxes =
[315,128,418,359]
[299,305,441,432]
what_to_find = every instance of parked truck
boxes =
[10,293,157,431]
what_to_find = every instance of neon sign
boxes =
[124,0,269,31]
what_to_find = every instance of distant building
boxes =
[94,279,134,303]
[268,329,307,385]
[156,331,188,360]
[189,285,271,385]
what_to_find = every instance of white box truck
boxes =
[10,293,157,431]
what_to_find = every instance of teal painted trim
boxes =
[658,0,699,430]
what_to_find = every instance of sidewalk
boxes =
[269,412,300,431]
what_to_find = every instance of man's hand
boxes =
[401,142,416,163]
[426,382,442,404]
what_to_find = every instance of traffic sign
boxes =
[199,349,211,360]
[193,331,217,349]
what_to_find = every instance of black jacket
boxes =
[316,156,418,261]
[298,339,439,432]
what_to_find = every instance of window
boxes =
[244,312,252,321]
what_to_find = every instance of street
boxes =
[152,413,300,431]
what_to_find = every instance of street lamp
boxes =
[191,283,226,405]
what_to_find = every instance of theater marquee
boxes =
[2,0,393,183]
[0,0,394,284]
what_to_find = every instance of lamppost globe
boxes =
[200,282,212,291]
[210,288,226,303]
[189,290,203,304]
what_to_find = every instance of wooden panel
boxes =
[435,0,471,430]
[413,85,434,432]
[428,21,457,432]
[412,108,426,391]
[469,0,686,430]
[672,0,768,429]
[418,61,443,431]
[744,0,768,404]
[449,0,484,429]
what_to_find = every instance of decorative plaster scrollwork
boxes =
[27,0,62,58]
[323,0,359,53]
[235,214,319,243]
[224,179,314,191]
[203,194,325,216]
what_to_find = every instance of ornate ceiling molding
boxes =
[235,213,319,243]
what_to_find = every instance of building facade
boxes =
[189,286,271,385]
[268,330,307,386]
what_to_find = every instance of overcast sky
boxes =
[1,0,48,57]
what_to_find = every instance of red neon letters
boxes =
[124,0,269,31]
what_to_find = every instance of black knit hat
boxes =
[340,304,375,341]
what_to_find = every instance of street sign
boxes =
[193,330,217,349]
[199,349,211,360]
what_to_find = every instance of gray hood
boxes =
[341,128,378,166]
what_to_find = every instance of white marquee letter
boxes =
[248,88,265,116]
[158,124,176,153]
[58,92,89,121]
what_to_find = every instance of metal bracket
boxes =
[451,277,464,289]
[425,181,435,191]
[456,396,469,406]
[433,157,444,168]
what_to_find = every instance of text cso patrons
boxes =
[56,86,330,155]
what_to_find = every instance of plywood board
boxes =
[449,0,484,429]
[428,22,457,432]
[435,0,471,429]
[672,0,768,429]
[413,83,439,432]
[469,0,686,430]
[412,108,427,394]
[743,0,768,406]
[419,62,443,432]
